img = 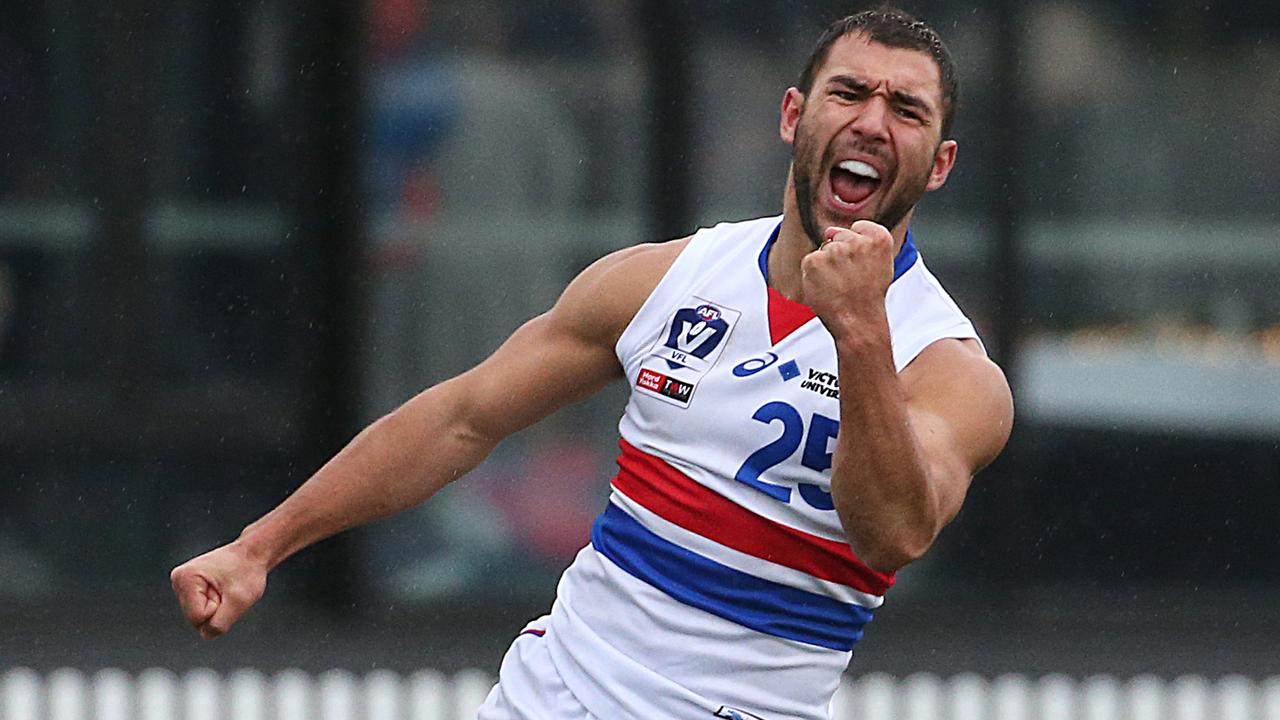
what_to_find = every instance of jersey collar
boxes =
[756,222,920,346]
[756,222,920,285]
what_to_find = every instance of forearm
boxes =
[829,318,939,573]
[235,379,496,571]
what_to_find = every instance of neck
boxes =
[770,174,912,305]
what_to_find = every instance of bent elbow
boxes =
[851,532,936,575]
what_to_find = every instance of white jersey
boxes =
[540,215,980,720]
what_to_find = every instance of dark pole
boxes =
[990,0,1027,376]
[985,0,1031,582]
[86,2,151,404]
[641,0,696,240]
[287,2,368,611]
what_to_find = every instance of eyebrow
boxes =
[826,74,935,117]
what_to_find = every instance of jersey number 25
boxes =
[734,401,836,511]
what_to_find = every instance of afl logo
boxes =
[695,304,721,321]
[732,352,779,377]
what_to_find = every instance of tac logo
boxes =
[636,368,694,404]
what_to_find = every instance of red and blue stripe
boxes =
[590,441,894,652]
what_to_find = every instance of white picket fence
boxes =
[2,668,1279,720]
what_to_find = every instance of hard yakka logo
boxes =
[801,368,839,398]
[636,368,694,404]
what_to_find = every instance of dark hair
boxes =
[797,7,959,138]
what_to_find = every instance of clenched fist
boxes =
[800,220,895,336]
[170,542,268,639]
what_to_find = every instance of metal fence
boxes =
[3,668,1279,720]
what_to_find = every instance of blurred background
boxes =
[1,0,1278,693]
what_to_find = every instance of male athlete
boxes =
[172,8,1013,719]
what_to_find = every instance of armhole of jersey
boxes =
[888,260,982,373]
[614,231,717,372]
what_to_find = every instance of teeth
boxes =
[838,160,880,180]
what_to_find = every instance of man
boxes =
[172,8,1013,719]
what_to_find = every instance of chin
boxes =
[822,200,878,229]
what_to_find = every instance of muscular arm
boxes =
[171,239,686,638]
[237,245,654,569]
[829,334,1011,573]
[803,221,1013,574]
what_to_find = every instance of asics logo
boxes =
[732,353,779,377]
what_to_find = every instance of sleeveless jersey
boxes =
[541,215,980,720]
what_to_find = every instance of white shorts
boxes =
[475,620,599,720]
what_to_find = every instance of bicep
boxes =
[449,309,624,442]
[435,239,685,445]
[904,339,1015,522]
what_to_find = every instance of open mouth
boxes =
[829,159,881,207]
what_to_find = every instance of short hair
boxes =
[796,7,960,138]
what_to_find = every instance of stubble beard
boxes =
[791,117,932,247]
[791,117,826,250]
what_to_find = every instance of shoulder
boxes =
[901,338,1014,471]
[886,258,967,318]
[902,339,1007,399]
[549,236,692,347]
[883,257,980,371]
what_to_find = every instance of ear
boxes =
[925,139,958,192]
[779,87,805,146]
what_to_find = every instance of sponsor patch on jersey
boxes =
[636,296,740,408]
[801,367,840,398]
[714,706,769,720]
[732,352,779,377]
[636,368,694,404]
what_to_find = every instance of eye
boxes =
[895,106,922,121]
[832,89,859,101]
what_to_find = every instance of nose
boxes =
[847,94,891,143]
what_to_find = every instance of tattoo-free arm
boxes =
[170,239,685,638]
[235,240,686,568]
[829,331,1013,574]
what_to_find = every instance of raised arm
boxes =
[803,221,1013,574]
[171,239,686,638]
[828,335,1011,573]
